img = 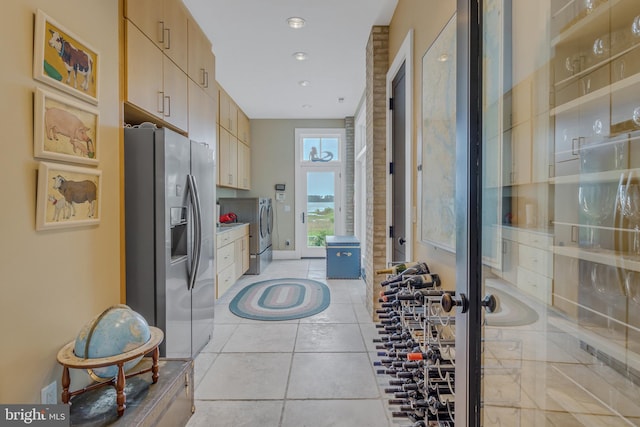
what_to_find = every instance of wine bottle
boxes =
[376,261,428,275]
[378,262,431,285]
[405,273,441,288]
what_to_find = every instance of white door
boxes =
[295,128,345,258]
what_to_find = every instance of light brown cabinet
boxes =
[187,20,216,99]
[125,0,188,72]
[126,21,188,131]
[217,84,251,190]
[219,89,238,135]
[237,109,251,145]
[188,79,216,147]
[218,127,238,188]
[216,224,249,298]
[237,142,250,190]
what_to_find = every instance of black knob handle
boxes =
[440,292,468,313]
[398,237,406,245]
[482,294,499,313]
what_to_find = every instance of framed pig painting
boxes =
[34,88,99,165]
[36,162,102,231]
[33,9,99,105]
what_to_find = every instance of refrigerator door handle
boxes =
[187,175,202,290]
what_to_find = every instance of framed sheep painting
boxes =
[33,9,99,105]
[34,88,99,165]
[36,162,102,231]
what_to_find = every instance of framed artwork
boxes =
[420,14,457,252]
[34,88,99,165]
[33,9,99,105]
[36,162,102,230]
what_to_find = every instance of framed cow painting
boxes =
[34,88,99,165]
[33,9,99,105]
[36,162,102,231]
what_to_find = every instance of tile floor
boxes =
[187,259,396,427]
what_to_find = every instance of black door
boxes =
[392,62,407,262]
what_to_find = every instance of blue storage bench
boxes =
[326,235,361,279]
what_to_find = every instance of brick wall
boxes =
[365,26,389,317]
[345,116,355,234]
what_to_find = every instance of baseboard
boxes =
[273,250,299,260]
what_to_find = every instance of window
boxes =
[302,137,340,162]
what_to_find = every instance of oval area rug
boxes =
[229,278,331,321]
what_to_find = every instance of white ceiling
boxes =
[182,0,399,119]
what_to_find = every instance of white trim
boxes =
[354,102,367,269]
[294,128,347,258]
[386,29,414,263]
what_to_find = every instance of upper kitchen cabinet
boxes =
[219,89,238,135]
[188,78,216,147]
[188,19,216,99]
[126,21,188,131]
[125,0,188,72]
[237,141,250,190]
[237,109,251,145]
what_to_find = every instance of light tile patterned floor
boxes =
[188,259,640,426]
[188,259,395,427]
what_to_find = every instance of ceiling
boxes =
[182,0,399,119]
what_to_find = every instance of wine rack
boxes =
[373,263,455,426]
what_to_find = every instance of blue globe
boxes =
[74,305,151,381]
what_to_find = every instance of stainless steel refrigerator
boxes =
[124,125,215,358]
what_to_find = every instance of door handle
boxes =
[441,292,468,313]
[398,237,406,246]
[186,175,202,290]
[482,294,499,313]
[301,212,305,224]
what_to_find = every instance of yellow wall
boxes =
[0,0,121,403]
[389,0,457,289]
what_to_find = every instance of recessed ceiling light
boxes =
[302,104,312,109]
[287,17,306,29]
[292,52,308,61]
[299,80,311,87]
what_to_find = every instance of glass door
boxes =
[474,0,640,425]
[295,128,346,258]
[301,170,339,257]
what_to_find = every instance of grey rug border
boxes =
[229,278,331,321]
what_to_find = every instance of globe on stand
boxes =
[73,304,151,381]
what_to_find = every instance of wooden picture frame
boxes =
[36,162,102,230]
[33,9,99,105]
[34,88,99,165]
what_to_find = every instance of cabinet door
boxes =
[238,109,250,145]
[162,56,188,131]
[126,21,163,120]
[163,0,188,72]
[188,79,216,147]
[241,235,249,273]
[228,100,238,135]
[187,20,216,99]
[234,238,243,279]
[237,142,250,190]
[218,127,237,187]
[218,126,230,186]
[219,90,229,132]
[125,0,164,48]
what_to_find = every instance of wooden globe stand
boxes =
[56,326,164,417]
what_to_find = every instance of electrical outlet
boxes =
[41,381,57,404]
